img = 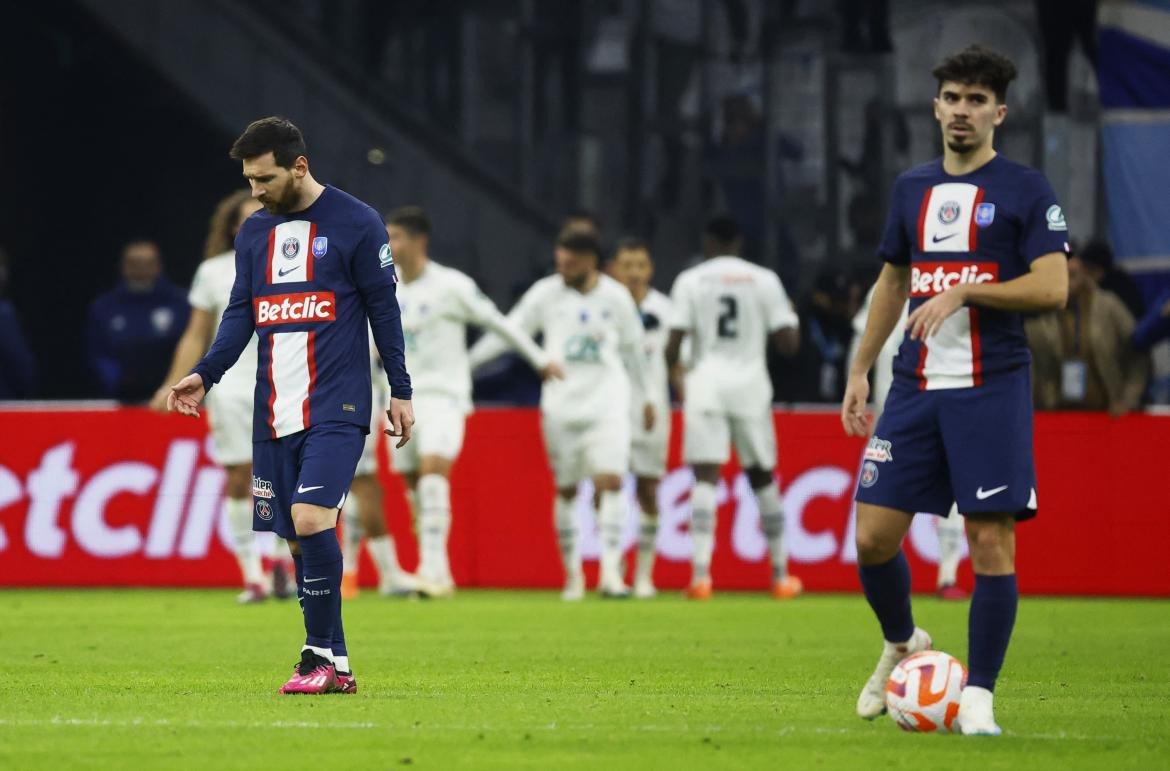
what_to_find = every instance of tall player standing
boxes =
[153,189,294,604]
[610,237,672,598]
[665,216,801,601]
[169,117,414,695]
[842,46,1069,735]
[472,227,653,600]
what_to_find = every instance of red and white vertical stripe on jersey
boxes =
[916,308,983,390]
[268,220,316,285]
[266,331,314,438]
[918,182,984,253]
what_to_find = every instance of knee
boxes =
[636,482,657,513]
[745,467,774,489]
[224,465,251,499]
[594,474,622,492]
[693,464,720,485]
[855,528,899,565]
[965,518,1014,567]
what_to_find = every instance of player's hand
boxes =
[841,371,871,437]
[906,286,967,341]
[385,397,415,449]
[149,386,172,415]
[168,374,206,418]
[539,361,566,381]
[643,403,656,432]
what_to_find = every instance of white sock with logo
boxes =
[597,490,625,587]
[367,534,403,583]
[225,497,263,586]
[690,481,717,583]
[937,506,965,587]
[417,474,452,584]
[755,482,788,582]
[342,499,363,575]
[635,510,658,586]
[554,495,581,582]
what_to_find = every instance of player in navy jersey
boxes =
[841,46,1069,734]
[168,117,414,695]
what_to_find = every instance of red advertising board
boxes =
[0,405,1166,596]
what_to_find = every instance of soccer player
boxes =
[472,227,653,600]
[152,189,294,604]
[841,46,1069,735]
[610,237,672,598]
[666,216,801,601]
[169,117,414,695]
[849,287,968,601]
[346,205,561,598]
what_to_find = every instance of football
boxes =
[885,650,968,733]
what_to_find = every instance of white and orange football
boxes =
[885,650,967,733]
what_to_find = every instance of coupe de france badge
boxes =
[378,243,394,268]
[312,236,328,258]
[974,202,996,227]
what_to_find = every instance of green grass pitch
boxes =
[1,589,1167,770]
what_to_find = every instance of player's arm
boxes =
[151,307,214,413]
[664,275,692,398]
[462,282,561,380]
[842,262,911,436]
[617,293,655,430]
[468,284,542,371]
[765,272,800,356]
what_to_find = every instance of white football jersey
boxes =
[188,251,259,399]
[668,255,798,414]
[634,288,673,419]
[850,284,909,413]
[474,273,648,423]
[393,261,547,413]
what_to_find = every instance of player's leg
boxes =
[222,462,267,603]
[936,506,968,599]
[632,475,660,598]
[413,403,466,595]
[543,417,586,600]
[682,410,730,598]
[350,472,416,596]
[341,432,380,598]
[594,472,629,597]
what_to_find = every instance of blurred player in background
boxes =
[849,287,968,600]
[473,226,652,600]
[169,117,414,695]
[152,189,293,604]
[345,206,561,599]
[610,237,672,598]
[842,46,1069,734]
[666,216,801,601]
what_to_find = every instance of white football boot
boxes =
[957,686,1002,735]
[561,571,585,601]
[379,571,423,597]
[633,577,657,599]
[856,627,933,719]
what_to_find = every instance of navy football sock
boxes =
[292,552,305,615]
[332,614,348,664]
[297,529,342,651]
[967,573,1018,691]
[859,551,915,643]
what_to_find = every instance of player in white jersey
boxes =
[151,190,292,603]
[472,227,653,599]
[610,237,672,598]
[850,285,968,600]
[346,206,562,598]
[665,216,802,600]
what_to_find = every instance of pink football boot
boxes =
[278,650,336,694]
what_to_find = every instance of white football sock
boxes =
[554,495,580,581]
[342,499,363,574]
[755,482,788,582]
[225,497,263,585]
[635,510,657,585]
[300,645,334,662]
[937,506,964,587]
[690,481,717,582]
[417,474,452,583]
[367,534,403,582]
[333,655,350,674]
[597,490,625,586]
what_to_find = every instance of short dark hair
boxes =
[1077,238,1115,271]
[562,209,601,232]
[557,228,602,259]
[229,117,307,167]
[614,235,649,255]
[931,45,1018,103]
[385,205,431,237]
[704,215,742,249]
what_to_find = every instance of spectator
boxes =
[772,267,860,403]
[1077,238,1145,321]
[1132,287,1170,353]
[86,240,189,403]
[0,246,37,398]
[1025,254,1147,416]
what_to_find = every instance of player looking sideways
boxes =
[665,216,801,601]
[841,46,1069,735]
[168,117,414,695]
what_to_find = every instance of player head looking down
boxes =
[702,215,743,260]
[555,228,603,291]
[229,116,318,215]
[931,45,1017,161]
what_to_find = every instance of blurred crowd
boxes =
[1,228,1167,413]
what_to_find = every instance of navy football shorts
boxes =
[251,421,366,539]
[854,366,1038,521]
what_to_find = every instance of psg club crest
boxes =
[937,201,961,225]
[282,237,300,259]
[860,461,879,488]
[312,236,328,258]
[255,500,273,521]
[975,202,996,227]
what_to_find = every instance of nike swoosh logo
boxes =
[931,233,958,243]
[297,484,324,493]
[278,265,299,277]
[975,485,1008,500]
[303,577,327,583]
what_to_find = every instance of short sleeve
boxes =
[667,273,693,331]
[187,261,216,311]
[1019,172,1070,263]
[877,176,911,266]
[764,271,799,331]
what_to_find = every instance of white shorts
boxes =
[388,396,468,474]
[542,415,630,489]
[630,410,669,479]
[205,390,253,467]
[683,407,777,470]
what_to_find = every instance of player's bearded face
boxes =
[934,82,1004,154]
[258,173,299,214]
[555,247,594,288]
